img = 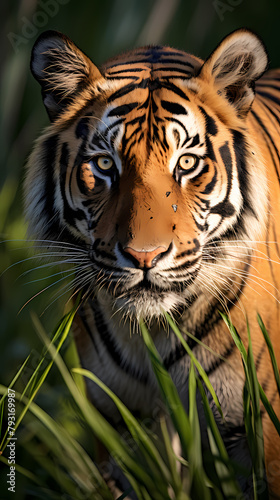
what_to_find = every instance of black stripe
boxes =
[257,90,280,105]
[116,57,194,68]
[89,299,149,384]
[231,129,257,229]
[161,125,169,152]
[186,133,200,148]
[258,96,280,127]
[108,66,193,77]
[92,247,117,262]
[257,80,280,89]
[265,210,280,312]
[164,256,251,371]
[60,143,85,226]
[200,163,217,195]
[122,137,138,160]
[108,83,140,103]
[106,75,139,81]
[168,258,201,273]
[108,67,145,74]
[254,342,267,371]
[222,424,247,444]
[75,118,89,139]
[176,239,200,258]
[205,135,216,162]
[108,102,139,117]
[39,135,62,238]
[102,118,124,141]
[89,133,108,151]
[106,60,148,69]
[192,216,205,232]
[199,106,218,136]
[210,201,235,218]
[166,117,189,141]
[154,66,193,75]
[205,339,235,376]
[153,58,194,68]
[108,78,189,104]
[210,142,235,219]
[161,100,188,115]
[161,80,190,100]
[78,304,100,354]
[251,109,280,184]
[125,114,146,128]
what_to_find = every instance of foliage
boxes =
[1,0,280,497]
[1,302,279,499]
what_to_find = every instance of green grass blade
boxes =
[181,328,229,364]
[36,322,164,499]
[257,314,280,396]
[165,313,223,417]
[221,314,252,395]
[0,306,76,454]
[223,314,269,499]
[139,319,192,460]
[196,378,242,497]
[220,313,247,361]
[116,488,134,500]
[188,362,202,468]
[73,367,173,493]
[0,355,30,447]
[0,354,30,407]
[26,439,84,498]
[159,416,182,493]
[259,385,280,435]
[0,385,113,498]
[246,322,267,493]
[188,363,212,500]
[0,454,42,486]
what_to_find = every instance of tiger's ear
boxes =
[31,30,102,121]
[198,29,268,117]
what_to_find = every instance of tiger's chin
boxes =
[114,289,187,322]
[95,272,198,322]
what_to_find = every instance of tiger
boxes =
[25,28,280,497]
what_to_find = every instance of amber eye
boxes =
[178,154,198,171]
[96,156,114,171]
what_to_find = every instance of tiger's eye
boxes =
[96,156,114,170]
[178,155,197,170]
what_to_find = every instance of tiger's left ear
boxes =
[198,29,268,117]
[31,30,103,121]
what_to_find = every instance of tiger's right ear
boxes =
[31,30,103,121]
[197,29,268,118]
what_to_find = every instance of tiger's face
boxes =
[25,30,268,320]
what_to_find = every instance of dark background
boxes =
[0,0,279,496]
[2,0,280,384]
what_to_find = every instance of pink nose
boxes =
[123,246,167,269]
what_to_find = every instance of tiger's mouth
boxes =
[87,242,202,319]
[105,265,199,294]
[98,267,200,320]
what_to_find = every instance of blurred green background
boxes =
[1,0,280,497]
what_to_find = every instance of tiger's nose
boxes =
[123,246,167,269]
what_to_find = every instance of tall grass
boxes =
[0,300,279,499]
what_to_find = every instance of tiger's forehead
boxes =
[83,46,206,164]
[88,83,206,164]
[102,45,202,80]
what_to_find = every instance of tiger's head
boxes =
[25,29,268,321]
